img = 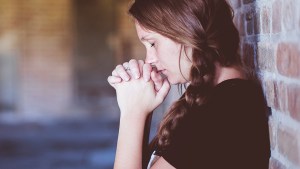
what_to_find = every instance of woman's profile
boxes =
[108,0,271,168]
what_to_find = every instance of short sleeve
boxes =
[160,111,207,169]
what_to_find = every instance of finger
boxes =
[107,76,121,88]
[129,59,140,79]
[156,79,171,103]
[151,70,163,91]
[123,62,134,78]
[138,60,144,74]
[143,63,152,82]
[108,75,122,84]
[116,64,130,81]
[112,70,118,76]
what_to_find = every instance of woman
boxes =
[108,0,270,168]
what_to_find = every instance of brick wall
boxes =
[108,0,145,64]
[0,0,75,117]
[18,0,74,117]
[228,0,300,168]
[0,0,19,111]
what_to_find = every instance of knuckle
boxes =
[143,64,150,69]
[107,76,113,83]
[116,64,123,70]
[120,71,128,76]
[138,60,144,64]
[129,59,137,64]
[112,71,118,76]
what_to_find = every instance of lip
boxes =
[157,69,167,78]
[159,70,167,79]
[161,69,167,74]
[157,69,165,73]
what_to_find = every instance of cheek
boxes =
[156,50,174,67]
[155,40,182,71]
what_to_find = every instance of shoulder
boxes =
[212,78,265,102]
[168,79,266,132]
[207,78,267,117]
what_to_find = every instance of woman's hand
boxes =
[114,72,170,118]
[107,59,164,91]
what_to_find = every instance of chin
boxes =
[169,77,189,85]
[166,77,181,85]
[163,73,187,85]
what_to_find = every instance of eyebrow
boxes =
[140,35,153,41]
[140,37,148,41]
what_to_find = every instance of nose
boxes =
[145,50,157,64]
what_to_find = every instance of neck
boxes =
[213,62,246,85]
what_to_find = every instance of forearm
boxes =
[114,112,148,169]
[142,113,153,169]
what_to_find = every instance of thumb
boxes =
[155,79,171,104]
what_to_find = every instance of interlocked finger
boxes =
[151,70,163,91]
[129,59,141,79]
[116,64,130,81]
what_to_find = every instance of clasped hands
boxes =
[108,59,170,118]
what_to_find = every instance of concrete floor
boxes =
[0,117,119,169]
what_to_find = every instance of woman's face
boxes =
[135,23,193,84]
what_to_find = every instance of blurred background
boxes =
[1,0,300,169]
[0,0,179,168]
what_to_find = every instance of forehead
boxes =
[135,22,158,39]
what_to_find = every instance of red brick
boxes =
[287,84,300,122]
[281,0,297,31]
[18,0,74,116]
[277,125,300,166]
[263,80,276,109]
[269,157,287,169]
[274,81,288,113]
[272,0,282,33]
[276,43,300,78]
[254,10,260,35]
[239,13,246,36]
[246,10,254,35]
[257,42,275,71]
[261,6,271,34]
[242,43,255,69]
[263,79,289,115]
[243,0,254,5]
[268,117,277,150]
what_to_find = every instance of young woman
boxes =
[107,0,271,168]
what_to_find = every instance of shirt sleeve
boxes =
[160,111,207,169]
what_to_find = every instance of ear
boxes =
[183,45,193,62]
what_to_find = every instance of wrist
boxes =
[120,110,149,122]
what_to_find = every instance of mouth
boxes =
[157,69,167,79]
[150,65,167,78]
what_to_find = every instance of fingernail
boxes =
[144,76,148,82]
[135,74,140,79]
[125,76,130,81]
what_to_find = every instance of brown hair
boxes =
[129,0,241,151]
